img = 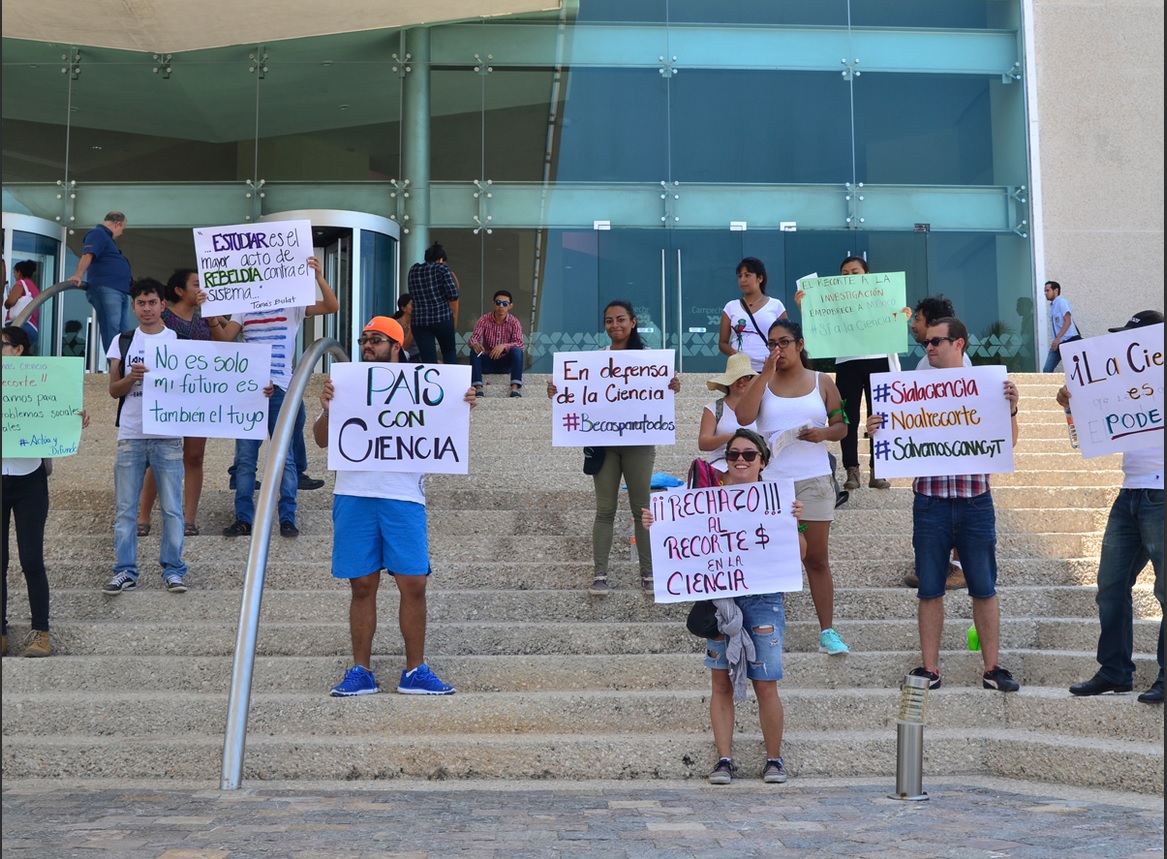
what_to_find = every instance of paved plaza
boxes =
[2,777,1162,858]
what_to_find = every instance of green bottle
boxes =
[967,625,980,651]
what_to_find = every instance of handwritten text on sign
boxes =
[647,478,802,604]
[195,219,315,316]
[868,365,1015,479]
[141,341,271,439]
[327,362,473,474]
[1061,323,1164,459]
[2,356,85,457]
[800,271,908,358]
[551,349,676,446]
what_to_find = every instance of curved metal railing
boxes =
[220,336,350,790]
[10,279,80,328]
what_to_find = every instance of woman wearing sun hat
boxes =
[698,352,758,472]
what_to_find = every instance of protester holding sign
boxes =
[101,279,189,595]
[547,299,681,596]
[137,269,213,538]
[866,317,1021,693]
[205,256,339,539]
[718,257,788,372]
[643,429,803,785]
[2,327,89,657]
[314,316,479,698]
[736,319,850,656]
[1061,310,1164,705]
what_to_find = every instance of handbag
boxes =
[739,298,768,341]
[686,600,719,639]
[582,446,606,475]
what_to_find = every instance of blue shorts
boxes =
[704,592,786,681]
[331,495,431,579]
[911,491,998,600]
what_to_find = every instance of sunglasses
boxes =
[495,299,511,306]
[725,449,761,463]
[766,337,796,350]
[924,336,957,347]
[357,335,393,346]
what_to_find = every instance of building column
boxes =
[401,26,430,273]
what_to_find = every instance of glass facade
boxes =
[2,0,1037,372]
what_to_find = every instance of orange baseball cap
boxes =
[362,316,404,344]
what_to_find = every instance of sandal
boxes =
[137,522,151,537]
[184,523,200,537]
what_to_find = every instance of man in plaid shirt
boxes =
[406,242,460,365]
[468,289,525,398]
[867,316,1021,693]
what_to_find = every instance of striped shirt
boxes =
[241,306,305,389]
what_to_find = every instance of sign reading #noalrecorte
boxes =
[326,362,473,474]
[551,349,676,446]
[195,220,315,316]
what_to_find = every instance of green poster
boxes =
[800,271,909,359]
[2,356,85,457]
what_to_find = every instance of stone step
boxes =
[3,729,1160,794]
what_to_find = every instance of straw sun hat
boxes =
[706,352,756,392]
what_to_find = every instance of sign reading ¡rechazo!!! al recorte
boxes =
[326,362,473,474]
[646,478,802,604]
[194,219,316,316]
[141,341,272,439]
[550,349,677,446]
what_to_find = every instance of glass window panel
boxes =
[670,71,852,184]
[484,69,560,181]
[850,0,1013,30]
[852,73,994,185]
[431,70,484,181]
[666,0,849,26]
[554,69,668,182]
[575,0,668,23]
[2,41,71,182]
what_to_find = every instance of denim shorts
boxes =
[704,592,786,681]
[331,495,431,579]
[911,491,998,600]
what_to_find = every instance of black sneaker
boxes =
[762,758,788,784]
[983,665,1020,692]
[222,520,253,537]
[909,666,941,690]
[708,757,735,785]
[298,473,324,491]
[280,520,300,538]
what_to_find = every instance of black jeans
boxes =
[412,316,459,366]
[2,463,51,633]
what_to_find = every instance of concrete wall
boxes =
[1033,0,1164,337]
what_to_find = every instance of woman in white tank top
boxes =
[735,319,852,656]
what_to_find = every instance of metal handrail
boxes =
[9,279,79,329]
[220,336,350,790]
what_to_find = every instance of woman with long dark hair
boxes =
[718,257,788,372]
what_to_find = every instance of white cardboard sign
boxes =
[194,219,316,315]
[550,349,676,447]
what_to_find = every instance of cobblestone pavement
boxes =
[3,777,1162,859]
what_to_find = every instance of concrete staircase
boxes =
[2,373,1162,793]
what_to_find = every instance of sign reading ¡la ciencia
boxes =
[326,362,473,474]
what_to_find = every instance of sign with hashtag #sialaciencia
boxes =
[2,356,85,457]
[551,350,677,446]
[646,478,802,603]
[868,365,1015,478]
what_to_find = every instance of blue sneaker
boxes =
[818,628,850,655]
[330,665,379,697]
[396,663,455,695]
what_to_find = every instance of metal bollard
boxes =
[889,672,930,801]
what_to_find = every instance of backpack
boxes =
[686,457,721,489]
[113,329,137,427]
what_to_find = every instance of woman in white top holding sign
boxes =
[718,257,788,373]
[736,318,851,657]
[546,299,680,597]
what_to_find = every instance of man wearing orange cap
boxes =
[314,316,478,697]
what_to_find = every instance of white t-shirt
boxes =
[107,327,180,440]
[2,457,41,477]
[241,306,306,389]
[334,468,426,506]
[1121,448,1163,490]
[722,296,787,372]
[836,353,901,371]
[915,353,973,370]
[703,398,756,472]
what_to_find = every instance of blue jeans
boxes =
[233,385,299,525]
[86,284,133,358]
[113,438,186,580]
[471,347,524,388]
[911,491,998,600]
[412,316,458,365]
[1095,488,1164,685]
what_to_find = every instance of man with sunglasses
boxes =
[867,317,1021,693]
[467,289,525,398]
[314,316,479,697]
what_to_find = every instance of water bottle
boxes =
[1064,406,1079,449]
[967,625,980,652]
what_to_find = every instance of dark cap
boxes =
[1108,310,1164,332]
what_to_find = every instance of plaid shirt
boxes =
[407,260,459,325]
[913,473,990,498]
[469,312,524,351]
